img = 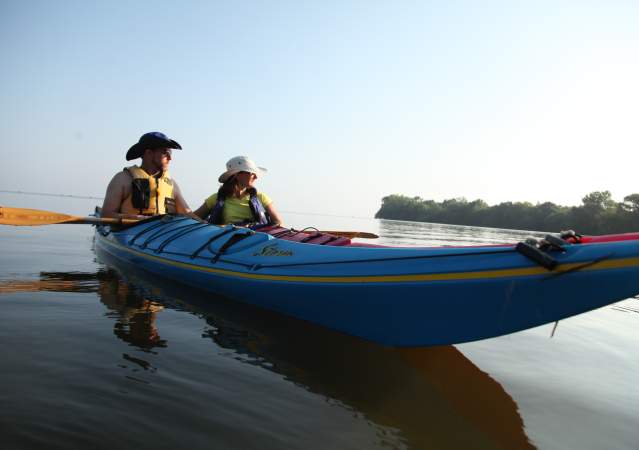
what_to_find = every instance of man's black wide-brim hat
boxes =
[126,132,182,161]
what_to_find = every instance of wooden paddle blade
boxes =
[0,206,82,226]
[0,206,139,226]
[319,230,379,239]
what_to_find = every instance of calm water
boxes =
[1,197,638,450]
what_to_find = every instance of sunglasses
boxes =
[153,148,172,158]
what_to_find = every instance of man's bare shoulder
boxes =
[107,170,132,187]
[104,170,133,202]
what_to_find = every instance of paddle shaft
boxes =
[318,230,379,239]
[0,206,379,238]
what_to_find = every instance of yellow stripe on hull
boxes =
[97,237,639,284]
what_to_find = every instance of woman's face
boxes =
[236,171,257,188]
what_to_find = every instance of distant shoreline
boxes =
[375,191,639,235]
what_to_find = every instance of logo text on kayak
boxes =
[253,244,293,257]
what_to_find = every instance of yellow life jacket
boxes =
[120,165,175,215]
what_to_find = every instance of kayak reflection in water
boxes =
[198,299,538,450]
[0,269,536,449]
[193,156,283,227]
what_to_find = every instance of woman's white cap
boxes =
[218,156,267,183]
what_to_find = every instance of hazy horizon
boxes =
[2,1,638,218]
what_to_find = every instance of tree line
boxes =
[375,191,639,234]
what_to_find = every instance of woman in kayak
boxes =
[194,156,283,226]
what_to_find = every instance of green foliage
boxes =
[375,191,639,234]
[623,194,639,212]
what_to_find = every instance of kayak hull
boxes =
[94,216,639,347]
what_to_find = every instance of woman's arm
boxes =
[266,203,283,226]
[193,202,211,219]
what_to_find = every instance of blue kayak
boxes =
[94,215,639,347]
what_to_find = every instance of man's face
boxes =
[151,148,172,171]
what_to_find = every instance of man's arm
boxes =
[101,172,128,218]
[172,181,206,221]
[172,180,192,214]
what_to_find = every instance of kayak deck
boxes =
[254,225,353,246]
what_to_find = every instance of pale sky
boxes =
[1,1,638,218]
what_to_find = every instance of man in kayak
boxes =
[193,156,283,226]
[101,132,193,219]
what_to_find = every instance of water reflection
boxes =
[97,272,167,352]
[0,260,536,450]
[0,270,167,351]
[0,271,103,294]
[201,309,537,450]
[611,297,639,314]
[378,219,545,247]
